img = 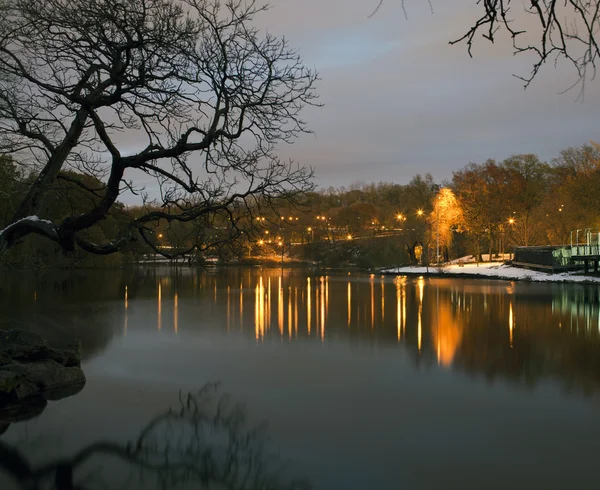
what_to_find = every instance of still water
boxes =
[2,267,600,489]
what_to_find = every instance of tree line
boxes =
[2,142,599,268]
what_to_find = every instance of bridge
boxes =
[512,228,600,274]
[570,228,600,273]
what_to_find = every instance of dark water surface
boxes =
[2,267,600,489]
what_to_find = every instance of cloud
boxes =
[255,0,600,190]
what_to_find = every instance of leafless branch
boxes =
[0,0,318,257]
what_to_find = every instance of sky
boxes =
[246,0,600,189]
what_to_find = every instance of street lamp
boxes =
[307,226,313,242]
[507,218,516,259]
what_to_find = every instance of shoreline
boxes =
[379,262,600,285]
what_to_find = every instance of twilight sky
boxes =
[251,0,600,189]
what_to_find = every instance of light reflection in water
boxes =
[325,276,329,319]
[402,280,406,337]
[417,277,424,352]
[267,277,271,330]
[320,277,325,342]
[158,281,162,331]
[294,288,299,337]
[288,286,292,339]
[278,276,284,336]
[133,269,600,385]
[432,288,462,367]
[509,302,514,348]
[395,278,401,341]
[307,277,311,335]
[255,276,265,341]
[174,291,179,335]
[347,276,352,327]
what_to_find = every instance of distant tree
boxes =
[545,143,600,244]
[452,160,505,261]
[403,174,437,264]
[501,154,550,247]
[0,0,317,259]
[332,201,378,234]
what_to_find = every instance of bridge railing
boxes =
[571,244,600,257]
[569,229,600,257]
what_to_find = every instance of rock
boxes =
[0,395,47,424]
[43,380,85,401]
[1,330,47,360]
[0,329,85,425]
[15,360,85,392]
[43,342,81,368]
[65,340,82,368]
[0,371,22,396]
[13,379,39,400]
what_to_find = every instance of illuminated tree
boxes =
[428,187,462,263]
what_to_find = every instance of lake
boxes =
[2,266,600,489]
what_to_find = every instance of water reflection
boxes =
[0,385,309,490]
[3,268,600,395]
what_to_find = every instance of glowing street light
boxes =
[508,218,515,225]
[347,234,353,240]
[417,209,424,217]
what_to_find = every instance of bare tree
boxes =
[371,1,600,90]
[0,0,318,258]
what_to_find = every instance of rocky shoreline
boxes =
[0,329,85,430]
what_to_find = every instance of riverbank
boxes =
[381,262,600,283]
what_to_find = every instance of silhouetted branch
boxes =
[1,384,311,490]
[0,0,318,257]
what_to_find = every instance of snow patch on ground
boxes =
[382,262,600,283]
